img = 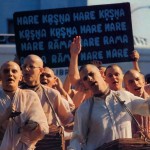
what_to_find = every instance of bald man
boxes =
[68,64,150,150]
[21,54,73,150]
[40,67,56,88]
[0,61,49,150]
[124,69,150,138]
[124,69,149,98]
[40,67,75,112]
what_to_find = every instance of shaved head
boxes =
[22,54,44,86]
[0,61,21,73]
[124,69,144,83]
[79,64,99,73]
[0,61,22,92]
[40,66,56,87]
[124,69,145,97]
[43,67,55,77]
[79,64,108,96]
[24,54,43,68]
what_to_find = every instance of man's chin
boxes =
[3,86,16,92]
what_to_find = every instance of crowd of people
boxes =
[0,35,150,150]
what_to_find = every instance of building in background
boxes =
[0,0,87,34]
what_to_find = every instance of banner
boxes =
[13,2,134,68]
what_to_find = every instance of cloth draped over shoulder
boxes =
[0,88,49,150]
[68,90,150,150]
[21,84,73,126]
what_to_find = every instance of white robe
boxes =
[68,90,150,150]
[0,88,49,150]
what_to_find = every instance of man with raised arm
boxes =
[68,64,150,150]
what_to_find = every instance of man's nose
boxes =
[87,75,92,81]
[112,75,117,80]
[41,74,47,79]
[8,70,13,75]
[133,80,139,86]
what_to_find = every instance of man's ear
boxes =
[40,67,44,73]
[123,80,128,91]
[19,73,23,82]
[124,85,129,91]
[54,76,57,80]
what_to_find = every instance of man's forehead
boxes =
[44,68,54,74]
[128,71,140,78]
[80,67,88,75]
[24,58,35,63]
[80,68,92,78]
[125,73,141,82]
[1,62,19,70]
[81,66,97,73]
[24,56,43,67]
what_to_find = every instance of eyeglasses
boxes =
[21,65,41,70]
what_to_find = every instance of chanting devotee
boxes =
[0,61,49,150]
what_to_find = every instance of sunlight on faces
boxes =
[0,61,22,91]
[124,70,145,97]
[79,64,107,95]
[105,65,124,91]
[22,55,43,86]
[40,67,56,88]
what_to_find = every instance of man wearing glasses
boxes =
[21,54,74,150]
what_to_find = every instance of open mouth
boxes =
[113,81,118,84]
[7,78,14,82]
[41,81,47,85]
[90,81,97,87]
[134,87,141,91]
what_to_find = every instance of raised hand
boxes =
[70,36,82,57]
[130,50,140,62]
[131,50,140,72]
